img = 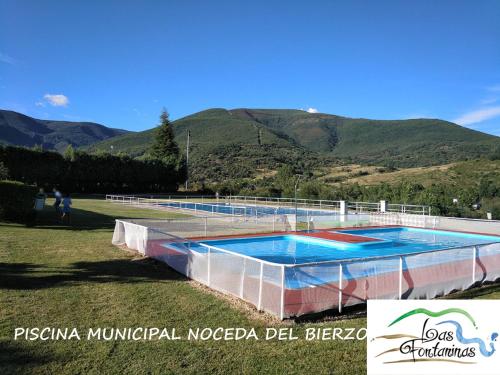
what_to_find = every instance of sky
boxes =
[1,0,500,136]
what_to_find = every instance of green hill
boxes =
[4,107,497,183]
[0,110,129,152]
[86,108,499,181]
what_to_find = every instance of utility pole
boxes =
[294,174,303,231]
[185,130,190,191]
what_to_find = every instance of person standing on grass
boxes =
[53,187,62,214]
[61,193,72,224]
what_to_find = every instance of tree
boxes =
[275,165,297,196]
[150,109,179,161]
[489,145,500,161]
[0,161,8,180]
[63,144,75,161]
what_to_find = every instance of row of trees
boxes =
[211,165,500,219]
[0,146,185,193]
[0,109,185,193]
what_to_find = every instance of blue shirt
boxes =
[62,197,72,211]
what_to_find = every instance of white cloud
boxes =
[0,52,16,65]
[43,94,69,107]
[306,107,318,113]
[487,84,500,92]
[453,106,500,126]
[35,101,46,107]
[480,97,498,105]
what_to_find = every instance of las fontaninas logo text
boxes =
[372,307,497,364]
[368,301,500,375]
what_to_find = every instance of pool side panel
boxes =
[282,251,500,317]
[120,223,500,319]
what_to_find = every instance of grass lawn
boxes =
[0,198,367,375]
[1,198,499,374]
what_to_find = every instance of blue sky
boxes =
[1,0,500,135]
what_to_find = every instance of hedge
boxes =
[0,180,37,224]
[0,146,186,193]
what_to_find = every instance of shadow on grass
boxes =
[0,257,187,290]
[444,281,500,299]
[293,303,367,324]
[0,207,122,231]
[35,206,121,230]
[0,341,56,369]
[3,204,160,231]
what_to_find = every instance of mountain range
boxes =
[1,108,499,181]
[0,109,128,152]
[86,108,499,165]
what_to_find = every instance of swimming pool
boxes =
[189,227,500,265]
[158,201,337,217]
[114,219,500,319]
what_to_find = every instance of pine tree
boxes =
[150,109,179,161]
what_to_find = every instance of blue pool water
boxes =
[161,227,500,289]
[158,201,336,217]
[188,227,500,265]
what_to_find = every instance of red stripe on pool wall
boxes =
[301,231,380,243]
[188,225,393,242]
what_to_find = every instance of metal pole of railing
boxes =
[257,262,264,310]
[240,259,246,298]
[338,263,343,313]
[273,212,276,232]
[280,265,285,320]
[399,256,403,299]
[207,247,211,287]
[472,246,477,284]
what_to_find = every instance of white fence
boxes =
[112,218,500,319]
[105,194,431,217]
[227,195,342,211]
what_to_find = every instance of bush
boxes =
[0,161,8,179]
[0,180,37,224]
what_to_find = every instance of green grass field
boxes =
[1,198,499,374]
